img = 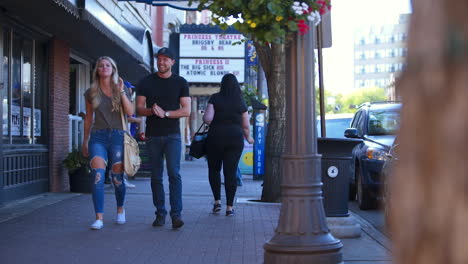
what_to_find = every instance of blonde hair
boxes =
[88,56,121,112]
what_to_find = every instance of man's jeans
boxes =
[148,134,182,218]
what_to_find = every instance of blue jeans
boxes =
[88,129,126,214]
[148,134,182,218]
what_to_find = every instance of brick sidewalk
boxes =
[0,159,392,264]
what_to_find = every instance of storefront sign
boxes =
[180,33,245,58]
[179,58,245,83]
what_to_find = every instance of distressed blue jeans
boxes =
[88,129,126,214]
[147,134,182,219]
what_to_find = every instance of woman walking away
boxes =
[82,56,134,230]
[203,73,254,216]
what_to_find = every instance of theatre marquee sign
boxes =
[179,58,244,83]
[179,33,245,83]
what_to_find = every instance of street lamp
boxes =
[263,22,343,264]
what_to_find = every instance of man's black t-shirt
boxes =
[136,73,189,136]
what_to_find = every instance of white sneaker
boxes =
[90,220,103,230]
[124,179,136,189]
[116,210,126,224]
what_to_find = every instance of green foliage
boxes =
[342,87,388,110]
[189,0,331,43]
[63,149,89,173]
[241,83,258,111]
[316,87,388,115]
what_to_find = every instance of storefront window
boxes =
[2,30,9,141]
[2,28,47,145]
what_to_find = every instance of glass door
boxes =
[69,55,90,151]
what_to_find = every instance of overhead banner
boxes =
[180,33,245,58]
[117,0,207,11]
[179,58,245,83]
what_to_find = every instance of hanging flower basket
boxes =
[193,0,332,43]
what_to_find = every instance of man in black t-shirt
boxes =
[136,47,191,229]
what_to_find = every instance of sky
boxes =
[322,0,412,93]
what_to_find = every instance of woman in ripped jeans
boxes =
[82,56,134,230]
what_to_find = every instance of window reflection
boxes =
[2,28,45,144]
[11,33,22,139]
[2,30,9,139]
[23,39,32,141]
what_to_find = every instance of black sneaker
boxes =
[152,215,166,227]
[171,217,184,229]
[226,209,235,216]
[212,203,221,213]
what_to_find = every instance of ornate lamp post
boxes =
[263,23,343,263]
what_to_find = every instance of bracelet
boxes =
[120,90,125,94]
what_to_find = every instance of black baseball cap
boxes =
[156,47,174,59]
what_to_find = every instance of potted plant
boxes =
[63,149,92,193]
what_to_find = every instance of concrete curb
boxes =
[350,211,392,251]
[327,215,362,238]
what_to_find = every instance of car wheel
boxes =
[356,165,376,210]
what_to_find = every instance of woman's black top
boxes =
[207,93,247,141]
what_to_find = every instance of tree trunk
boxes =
[390,1,468,263]
[255,42,287,202]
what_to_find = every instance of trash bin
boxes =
[318,137,362,217]
[135,139,151,177]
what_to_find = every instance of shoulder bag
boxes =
[120,107,141,177]
[189,123,209,159]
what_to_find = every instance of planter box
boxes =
[69,166,93,193]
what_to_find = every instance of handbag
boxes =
[120,107,141,177]
[189,123,209,159]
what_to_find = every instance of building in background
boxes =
[0,0,155,204]
[353,14,410,99]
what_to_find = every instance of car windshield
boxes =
[367,110,400,135]
[317,117,352,138]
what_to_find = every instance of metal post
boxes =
[317,23,327,137]
[263,23,343,263]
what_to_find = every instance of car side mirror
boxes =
[344,128,359,138]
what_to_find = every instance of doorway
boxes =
[69,55,90,152]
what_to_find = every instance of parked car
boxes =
[317,113,354,138]
[344,101,401,209]
[382,137,399,229]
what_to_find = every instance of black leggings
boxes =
[206,137,243,207]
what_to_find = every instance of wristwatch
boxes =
[164,111,170,118]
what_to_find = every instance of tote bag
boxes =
[120,107,141,176]
[189,123,209,159]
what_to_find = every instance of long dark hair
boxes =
[220,73,242,100]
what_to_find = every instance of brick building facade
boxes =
[0,0,155,205]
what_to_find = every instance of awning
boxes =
[117,0,209,11]
[0,0,154,83]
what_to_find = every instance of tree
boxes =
[389,1,468,263]
[340,87,387,111]
[315,87,387,115]
[191,0,331,202]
